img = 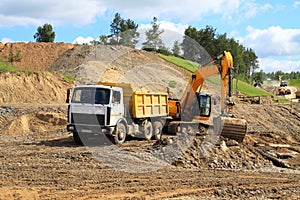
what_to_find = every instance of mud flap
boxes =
[213,116,247,142]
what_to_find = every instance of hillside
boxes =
[0,43,191,103]
[0,71,72,104]
[159,54,275,97]
[51,45,191,98]
[0,42,73,70]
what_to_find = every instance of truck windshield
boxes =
[71,87,110,104]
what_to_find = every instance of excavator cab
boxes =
[191,92,211,119]
[168,92,212,121]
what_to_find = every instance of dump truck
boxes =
[66,82,169,144]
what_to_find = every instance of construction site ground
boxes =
[0,43,299,199]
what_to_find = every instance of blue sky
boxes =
[0,0,299,73]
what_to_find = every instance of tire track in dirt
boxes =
[0,133,299,199]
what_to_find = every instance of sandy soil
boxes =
[0,42,73,70]
[0,71,72,104]
[0,135,299,200]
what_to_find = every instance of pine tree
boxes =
[142,17,164,50]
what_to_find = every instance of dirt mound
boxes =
[52,45,191,98]
[234,104,300,140]
[0,42,73,70]
[3,112,66,136]
[50,44,93,75]
[0,71,72,104]
[0,105,67,138]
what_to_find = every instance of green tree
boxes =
[109,13,139,48]
[120,18,139,48]
[181,25,259,81]
[99,35,108,45]
[142,17,164,50]
[181,26,202,62]
[252,70,264,87]
[110,13,123,44]
[33,23,55,42]
[172,40,181,56]
[198,25,217,56]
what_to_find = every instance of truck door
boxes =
[109,90,125,125]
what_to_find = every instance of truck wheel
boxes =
[168,122,180,135]
[153,121,163,141]
[114,123,127,145]
[73,132,82,144]
[144,121,153,140]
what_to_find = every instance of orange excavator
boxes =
[167,51,247,142]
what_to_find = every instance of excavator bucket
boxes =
[213,116,247,142]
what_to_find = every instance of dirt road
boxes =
[0,104,299,199]
[0,134,299,200]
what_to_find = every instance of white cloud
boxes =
[242,2,272,19]
[293,1,300,8]
[105,0,242,23]
[0,0,106,27]
[0,0,276,29]
[242,26,300,58]
[259,58,300,73]
[240,26,300,72]
[0,0,246,27]
[137,21,188,49]
[156,21,188,35]
[73,36,95,44]
[1,37,14,43]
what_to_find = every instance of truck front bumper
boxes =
[67,124,113,135]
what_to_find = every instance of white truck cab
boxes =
[67,85,126,144]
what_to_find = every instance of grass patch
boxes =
[208,76,272,97]
[61,74,75,82]
[0,60,35,75]
[168,80,177,88]
[0,60,75,82]
[158,54,199,72]
[0,60,19,72]
[275,98,291,103]
[289,79,300,88]
[158,55,276,97]
[233,79,272,96]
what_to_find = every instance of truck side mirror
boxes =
[66,88,71,103]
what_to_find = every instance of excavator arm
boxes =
[180,51,234,118]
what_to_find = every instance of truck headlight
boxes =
[68,125,75,131]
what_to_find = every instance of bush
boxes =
[157,48,172,56]
[8,49,22,63]
[168,80,177,88]
[142,47,156,52]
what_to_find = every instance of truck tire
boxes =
[153,121,163,141]
[113,123,127,145]
[144,121,153,140]
[73,132,82,144]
